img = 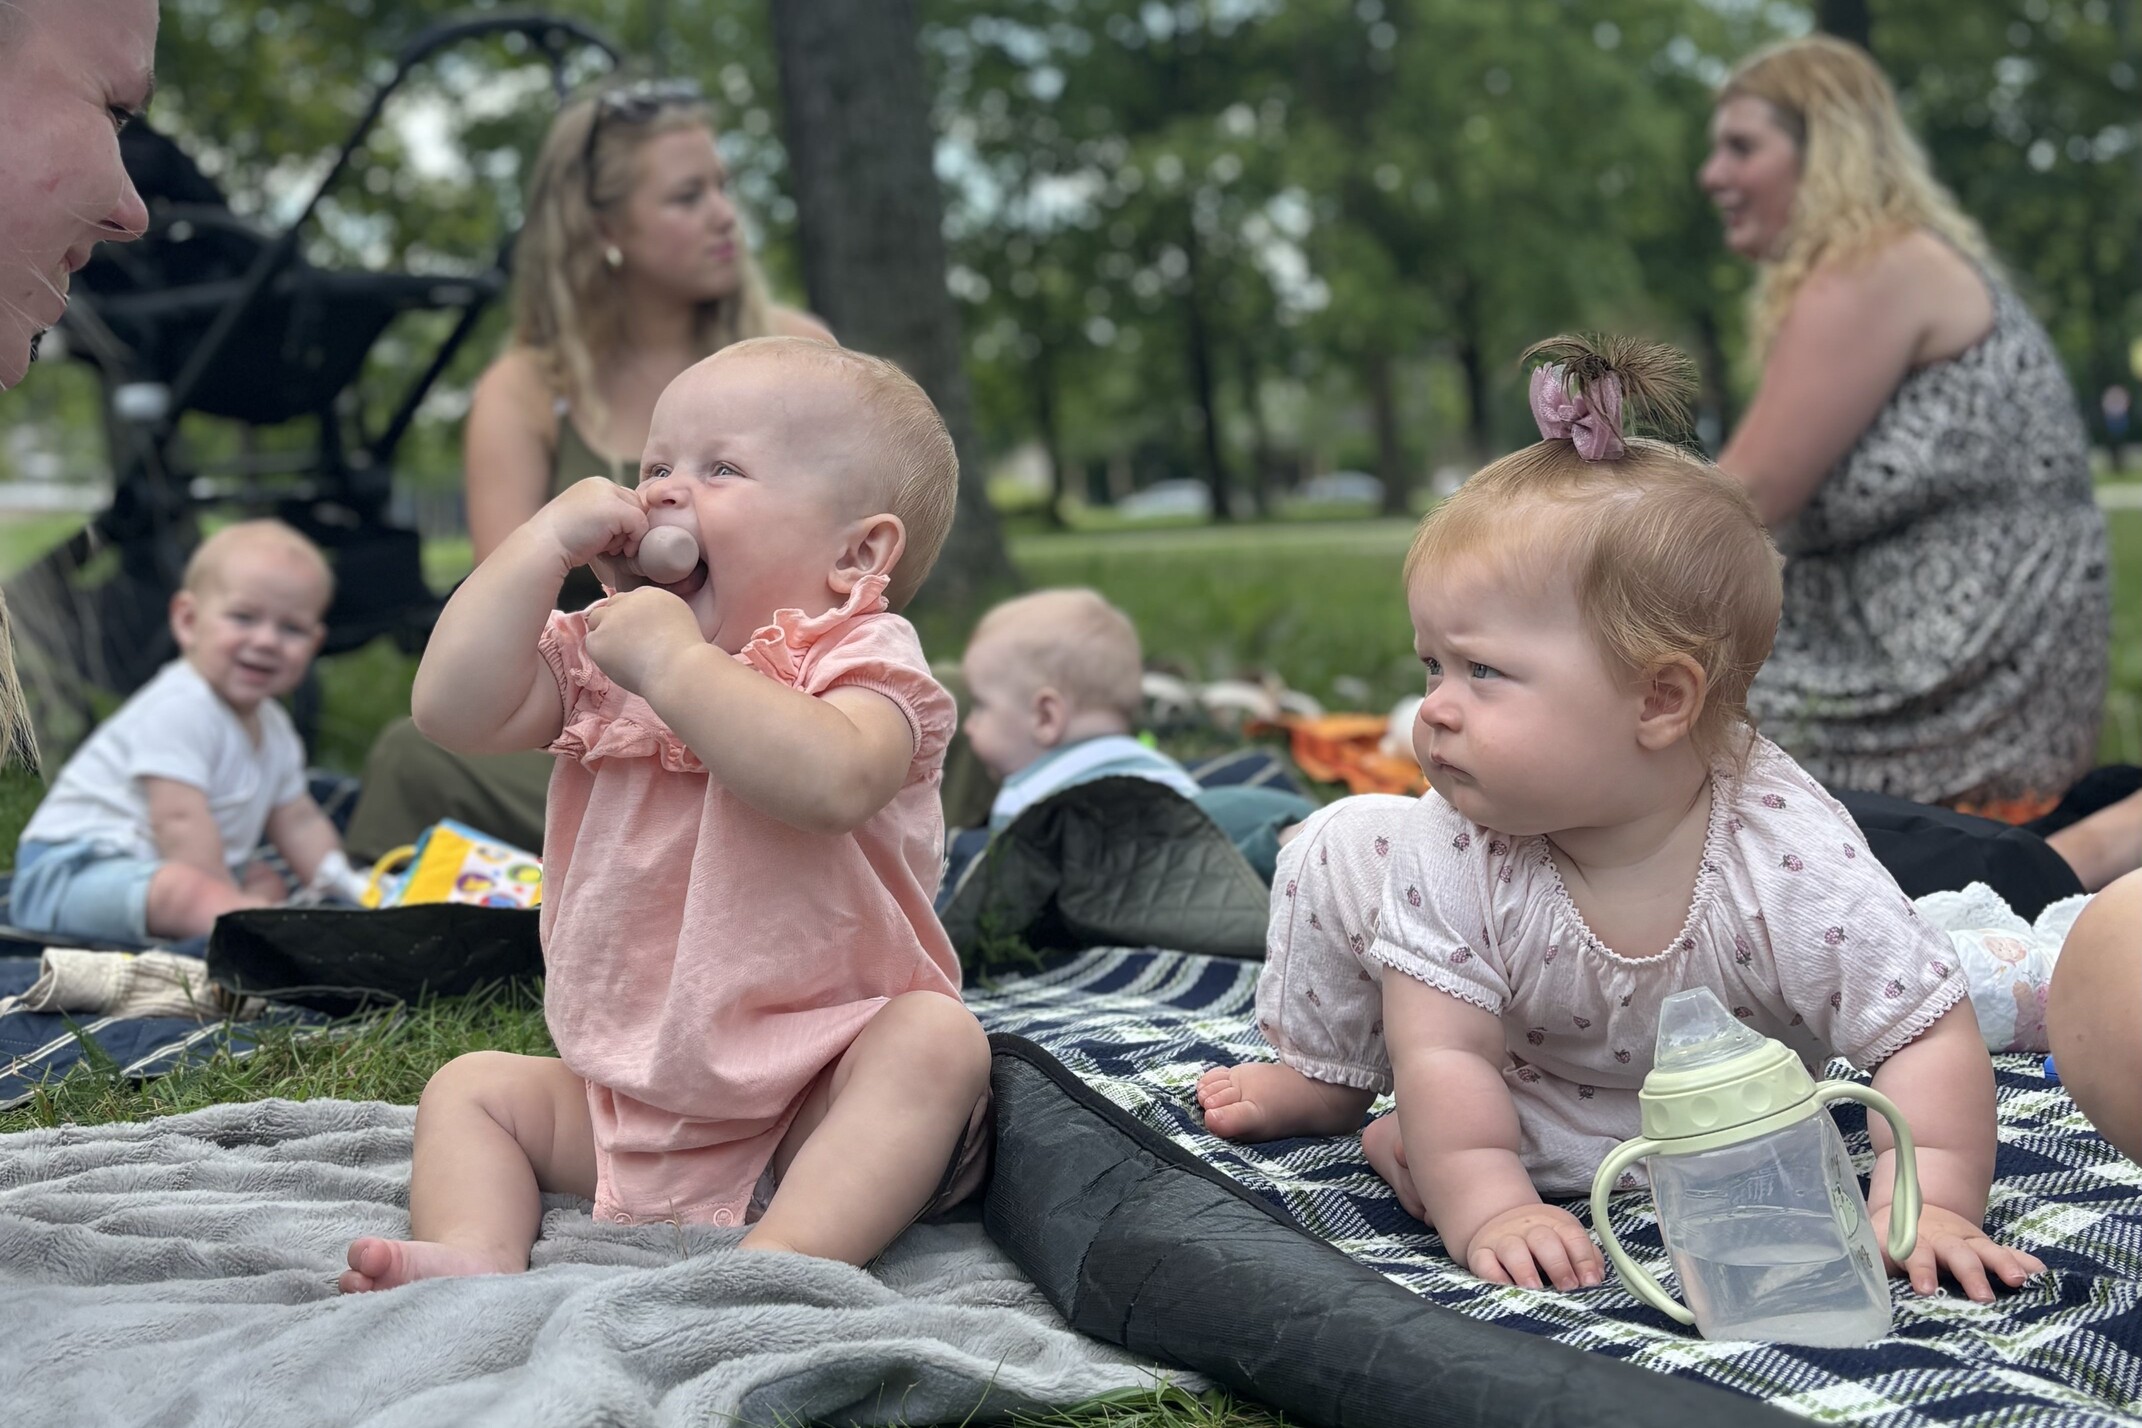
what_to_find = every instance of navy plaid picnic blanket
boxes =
[967,946,2142,1427]
[0,954,328,1112]
[0,774,358,1111]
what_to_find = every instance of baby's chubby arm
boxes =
[142,777,242,883]
[1866,1001,2044,1300]
[1385,971,1604,1290]
[413,477,648,756]
[583,587,914,836]
[264,795,342,886]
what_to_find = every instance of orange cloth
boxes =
[1952,792,2061,826]
[536,573,961,1227]
[1258,712,1429,798]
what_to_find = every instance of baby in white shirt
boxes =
[14,521,352,941]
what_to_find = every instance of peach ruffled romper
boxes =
[536,574,961,1226]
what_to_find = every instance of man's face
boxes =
[0,0,158,390]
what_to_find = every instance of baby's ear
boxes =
[830,512,907,595]
[168,589,198,651]
[1635,656,1707,751]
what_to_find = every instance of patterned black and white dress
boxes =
[1749,270,2110,810]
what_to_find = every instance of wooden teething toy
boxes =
[634,526,700,585]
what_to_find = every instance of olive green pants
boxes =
[342,718,554,862]
[342,714,1001,864]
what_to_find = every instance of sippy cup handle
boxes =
[1589,1136,1695,1326]
[1813,1082,1920,1264]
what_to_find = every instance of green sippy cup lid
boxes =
[1637,987,1815,1143]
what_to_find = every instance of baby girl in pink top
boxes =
[341,337,989,1289]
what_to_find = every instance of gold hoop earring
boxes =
[604,245,624,270]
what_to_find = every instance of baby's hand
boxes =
[584,586,704,697]
[1873,1201,2044,1303]
[534,476,648,572]
[1463,1203,1605,1292]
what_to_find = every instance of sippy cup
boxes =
[1588,987,1919,1347]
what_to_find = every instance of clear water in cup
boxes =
[1668,1205,1892,1346]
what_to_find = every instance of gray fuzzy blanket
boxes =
[0,1098,1203,1426]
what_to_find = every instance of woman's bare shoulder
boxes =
[769,306,838,345]
[1796,231,1990,358]
[471,348,561,432]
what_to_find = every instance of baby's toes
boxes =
[1195,1068,1241,1107]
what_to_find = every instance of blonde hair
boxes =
[511,91,776,443]
[967,588,1144,724]
[182,520,335,607]
[1405,335,1782,765]
[0,593,32,771]
[715,337,957,610]
[1721,35,1993,355]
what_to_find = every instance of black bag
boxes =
[207,904,541,1016]
[1837,789,2082,920]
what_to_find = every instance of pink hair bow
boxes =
[1528,364,1626,462]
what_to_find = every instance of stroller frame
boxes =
[12,11,621,760]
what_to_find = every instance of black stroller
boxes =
[7,12,622,760]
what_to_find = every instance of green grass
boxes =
[0,983,555,1134]
[0,513,87,578]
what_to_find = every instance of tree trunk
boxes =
[1032,343,1068,528]
[1368,349,1409,517]
[769,0,1018,609]
[1693,306,1737,451]
[1817,0,1874,53]
[1180,223,1233,522]
[1237,344,1274,518]
[1453,278,1492,463]
[1455,338,1491,465]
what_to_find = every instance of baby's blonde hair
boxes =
[966,587,1144,725]
[716,336,957,610]
[182,520,335,608]
[1405,335,1782,765]
[1721,36,1993,356]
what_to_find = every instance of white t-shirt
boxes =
[20,660,307,869]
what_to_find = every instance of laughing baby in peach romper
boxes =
[341,337,990,1288]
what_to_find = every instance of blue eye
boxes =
[1469,662,1501,680]
[1422,656,1442,677]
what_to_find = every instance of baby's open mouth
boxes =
[661,561,709,599]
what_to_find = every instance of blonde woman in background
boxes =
[1701,37,2112,856]
[344,80,831,859]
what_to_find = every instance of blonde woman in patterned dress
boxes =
[1700,37,2109,827]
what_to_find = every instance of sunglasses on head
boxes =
[582,77,705,204]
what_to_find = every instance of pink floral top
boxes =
[1367,735,1966,1193]
[535,573,961,1222]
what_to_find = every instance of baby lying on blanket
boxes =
[1196,335,2043,1305]
[951,587,1312,884]
[959,588,1203,828]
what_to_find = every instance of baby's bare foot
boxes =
[1195,1062,1370,1142]
[337,1236,515,1293]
